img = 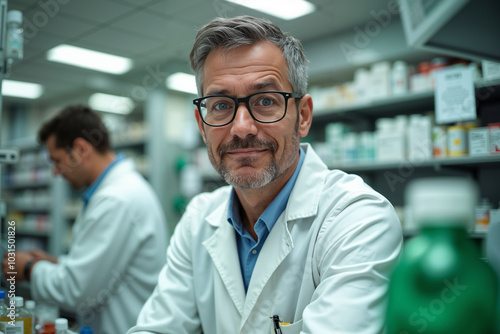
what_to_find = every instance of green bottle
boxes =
[386,178,498,334]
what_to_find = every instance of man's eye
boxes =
[214,102,230,111]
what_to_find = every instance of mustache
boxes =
[217,137,278,157]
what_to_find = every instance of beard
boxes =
[207,130,300,189]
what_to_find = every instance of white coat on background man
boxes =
[31,158,168,334]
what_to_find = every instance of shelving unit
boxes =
[309,75,500,242]
[1,141,69,256]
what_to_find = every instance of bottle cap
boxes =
[14,296,23,307]
[0,290,5,299]
[407,177,478,228]
[79,326,94,334]
[25,300,36,310]
[55,318,68,330]
[7,10,22,24]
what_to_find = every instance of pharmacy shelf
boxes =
[113,139,146,150]
[313,78,500,123]
[15,229,51,237]
[331,155,500,173]
[314,90,434,121]
[3,180,52,189]
[403,229,488,239]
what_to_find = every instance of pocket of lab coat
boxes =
[270,319,303,334]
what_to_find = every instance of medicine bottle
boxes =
[79,326,93,334]
[24,300,36,334]
[0,296,33,334]
[54,318,69,334]
[6,10,23,60]
[0,291,7,333]
[386,178,498,333]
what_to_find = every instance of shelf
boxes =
[313,79,500,123]
[14,229,51,237]
[113,139,146,150]
[331,154,500,173]
[403,229,488,239]
[7,205,51,213]
[4,181,52,189]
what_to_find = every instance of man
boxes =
[1,105,168,334]
[128,16,402,334]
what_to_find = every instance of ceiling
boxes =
[4,0,399,109]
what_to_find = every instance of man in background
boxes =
[128,16,402,334]
[2,105,168,334]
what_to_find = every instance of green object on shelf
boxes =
[173,195,187,214]
[386,178,498,334]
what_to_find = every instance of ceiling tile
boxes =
[107,9,170,41]
[21,11,98,41]
[77,26,160,58]
[57,0,137,24]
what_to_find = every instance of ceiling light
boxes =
[225,0,315,20]
[166,72,198,95]
[2,80,43,99]
[47,44,133,74]
[88,93,134,114]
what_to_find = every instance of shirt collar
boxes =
[228,147,306,235]
[82,153,125,209]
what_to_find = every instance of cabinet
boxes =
[308,77,500,237]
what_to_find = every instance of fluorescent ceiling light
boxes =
[166,72,197,95]
[2,80,43,99]
[225,0,315,20]
[89,93,134,115]
[47,44,133,74]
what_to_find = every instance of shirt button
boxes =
[252,249,258,255]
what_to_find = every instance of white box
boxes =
[489,123,500,154]
[370,61,391,99]
[469,127,490,156]
[408,115,432,161]
[376,131,405,162]
[482,60,500,81]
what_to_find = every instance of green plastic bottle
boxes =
[386,178,498,334]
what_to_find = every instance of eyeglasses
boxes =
[193,91,302,127]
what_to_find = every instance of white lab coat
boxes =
[31,159,168,334]
[129,144,402,334]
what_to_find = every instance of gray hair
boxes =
[189,16,308,97]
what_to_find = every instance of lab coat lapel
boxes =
[203,204,246,317]
[241,213,293,328]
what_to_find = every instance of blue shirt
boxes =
[82,153,125,210]
[227,147,305,291]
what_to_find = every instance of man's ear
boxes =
[298,94,313,138]
[72,137,92,159]
[194,107,207,144]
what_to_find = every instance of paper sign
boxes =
[435,66,477,124]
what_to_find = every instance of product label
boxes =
[435,67,477,124]
[489,124,500,153]
[3,320,23,334]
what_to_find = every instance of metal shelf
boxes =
[330,155,500,173]
[313,79,500,123]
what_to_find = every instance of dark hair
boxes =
[189,15,308,97]
[38,105,111,153]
